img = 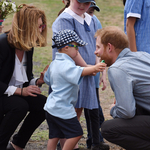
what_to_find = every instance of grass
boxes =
[2,0,124,145]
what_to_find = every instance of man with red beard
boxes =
[95,26,150,150]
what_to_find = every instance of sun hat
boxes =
[77,0,95,3]
[90,2,100,12]
[52,29,87,49]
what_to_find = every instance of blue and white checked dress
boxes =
[52,8,99,109]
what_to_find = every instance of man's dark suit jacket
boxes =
[0,33,34,97]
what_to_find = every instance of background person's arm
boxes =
[100,69,107,90]
[126,17,137,52]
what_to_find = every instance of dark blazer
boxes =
[0,33,34,97]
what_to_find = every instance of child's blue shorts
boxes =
[45,111,83,139]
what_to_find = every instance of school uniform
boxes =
[44,52,84,138]
[84,15,105,148]
[124,0,150,53]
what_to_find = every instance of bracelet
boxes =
[21,88,23,96]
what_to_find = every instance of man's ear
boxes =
[108,43,114,52]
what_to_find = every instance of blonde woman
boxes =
[0,4,47,150]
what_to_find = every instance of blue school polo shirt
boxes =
[124,0,150,53]
[44,53,84,119]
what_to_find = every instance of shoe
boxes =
[99,142,110,150]
[6,142,15,150]
[91,144,100,150]
[91,142,110,150]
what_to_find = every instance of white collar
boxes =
[64,8,91,25]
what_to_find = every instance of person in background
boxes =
[124,0,150,53]
[95,26,150,150]
[85,1,109,150]
[0,4,48,150]
[44,29,106,150]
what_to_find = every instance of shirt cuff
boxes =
[127,13,141,19]
[29,78,38,85]
[4,86,17,97]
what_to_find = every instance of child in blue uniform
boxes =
[44,29,106,150]
[85,2,109,150]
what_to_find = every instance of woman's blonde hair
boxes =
[7,4,47,51]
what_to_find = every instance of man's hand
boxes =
[110,98,116,110]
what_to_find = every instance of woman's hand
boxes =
[22,85,41,97]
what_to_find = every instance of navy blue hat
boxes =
[90,1,100,12]
[77,0,94,3]
[52,29,87,49]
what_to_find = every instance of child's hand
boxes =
[94,62,107,73]
[81,63,106,77]
[36,65,49,87]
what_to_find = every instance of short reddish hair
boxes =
[95,26,129,51]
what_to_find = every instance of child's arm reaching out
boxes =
[81,62,106,77]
